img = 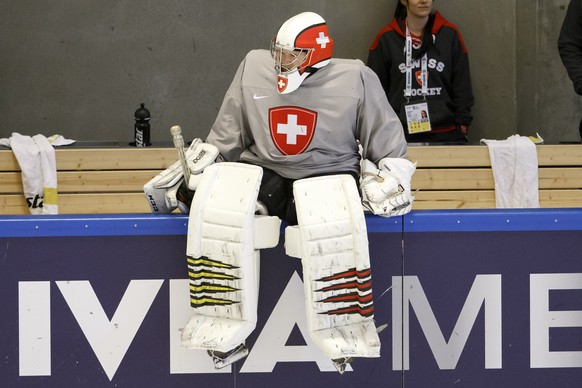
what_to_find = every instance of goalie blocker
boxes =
[143,138,219,214]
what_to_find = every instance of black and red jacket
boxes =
[559,0,582,95]
[367,12,474,137]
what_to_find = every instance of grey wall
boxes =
[1,0,581,145]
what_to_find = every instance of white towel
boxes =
[480,135,540,208]
[47,134,76,146]
[1,132,75,214]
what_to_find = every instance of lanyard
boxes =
[405,25,428,100]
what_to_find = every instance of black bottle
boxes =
[134,103,151,147]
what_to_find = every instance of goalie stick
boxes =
[170,125,191,184]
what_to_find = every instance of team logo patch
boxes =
[277,76,289,93]
[269,106,317,155]
[415,70,428,86]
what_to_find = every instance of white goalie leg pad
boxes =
[181,163,280,353]
[285,175,381,360]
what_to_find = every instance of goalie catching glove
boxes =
[143,139,219,213]
[360,158,416,217]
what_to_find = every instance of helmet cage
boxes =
[270,40,314,75]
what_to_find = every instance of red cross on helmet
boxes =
[271,12,334,94]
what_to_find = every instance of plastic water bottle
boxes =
[134,103,151,147]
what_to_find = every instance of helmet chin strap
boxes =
[277,70,311,94]
[277,62,328,94]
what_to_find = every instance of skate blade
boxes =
[330,323,386,374]
[376,323,388,334]
[209,344,249,369]
[332,357,354,375]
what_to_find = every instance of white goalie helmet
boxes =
[271,12,334,94]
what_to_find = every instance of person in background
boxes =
[367,0,474,143]
[558,0,582,141]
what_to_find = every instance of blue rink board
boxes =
[1,209,582,388]
[2,209,582,237]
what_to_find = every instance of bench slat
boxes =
[0,148,177,171]
[2,144,581,171]
[412,167,582,190]
[407,144,582,167]
[413,189,582,209]
[2,189,580,215]
[0,170,160,194]
[3,167,579,195]
[0,193,153,214]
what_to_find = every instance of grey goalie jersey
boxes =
[206,49,407,180]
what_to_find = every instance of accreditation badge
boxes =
[404,102,431,134]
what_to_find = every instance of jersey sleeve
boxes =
[450,29,475,126]
[357,67,407,163]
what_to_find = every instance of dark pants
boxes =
[257,167,359,225]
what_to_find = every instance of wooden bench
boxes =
[408,144,582,209]
[0,148,178,214]
[1,144,581,214]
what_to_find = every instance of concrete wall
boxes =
[0,0,580,145]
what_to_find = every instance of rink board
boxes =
[0,210,581,387]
